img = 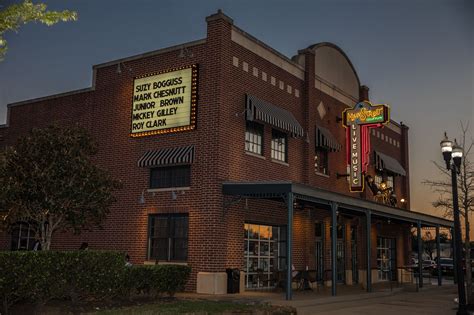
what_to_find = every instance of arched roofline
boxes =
[306,42,361,88]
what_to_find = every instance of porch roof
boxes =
[222,181,453,228]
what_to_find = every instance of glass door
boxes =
[351,226,358,284]
[336,224,345,283]
[377,237,397,281]
[315,222,324,282]
[244,223,283,289]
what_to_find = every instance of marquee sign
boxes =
[130,64,198,137]
[342,101,390,192]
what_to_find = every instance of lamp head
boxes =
[452,139,463,169]
[440,132,453,169]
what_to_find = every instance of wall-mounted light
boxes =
[116,61,132,74]
[178,45,194,58]
[235,108,250,118]
[138,190,145,204]
[171,189,186,201]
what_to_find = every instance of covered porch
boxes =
[222,181,454,300]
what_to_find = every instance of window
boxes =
[245,121,263,155]
[375,174,383,187]
[11,222,36,251]
[375,173,394,190]
[148,214,188,261]
[271,129,287,162]
[315,148,329,175]
[386,175,394,190]
[377,237,397,281]
[244,223,286,289]
[150,165,190,189]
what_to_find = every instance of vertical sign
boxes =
[342,101,390,192]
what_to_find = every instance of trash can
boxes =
[226,268,240,293]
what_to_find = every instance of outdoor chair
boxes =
[307,270,319,291]
[256,268,272,289]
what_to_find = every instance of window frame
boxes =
[149,165,191,189]
[245,121,264,155]
[10,222,36,251]
[147,213,189,262]
[271,129,288,162]
[314,147,329,175]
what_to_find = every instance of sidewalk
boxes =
[180,282,459,314]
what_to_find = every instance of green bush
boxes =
[124,264,191,298]
[0,251,191,314]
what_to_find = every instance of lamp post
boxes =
[440,132,467,315]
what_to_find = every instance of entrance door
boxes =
[351,226,358,284]
[315,222,324,282]
[336,224,345,283]
[377,237,397,281]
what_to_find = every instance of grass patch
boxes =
[89,299,293,314]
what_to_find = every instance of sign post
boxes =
[342,101,389,192]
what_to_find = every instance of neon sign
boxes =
[342,101,390,192]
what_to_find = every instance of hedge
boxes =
[0,251,191,314]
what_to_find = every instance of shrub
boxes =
[0,251,191,314]
[124,264,191,298]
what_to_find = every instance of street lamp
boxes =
[440,132,467,315]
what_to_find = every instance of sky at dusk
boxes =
[0,0,472,219]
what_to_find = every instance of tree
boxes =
[423,231,436,260]
[423,122,474,300]
[0,0,77,60]
[0,125,121,250]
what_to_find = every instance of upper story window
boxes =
[315,148,329,175]
[375,173,394,190]
[271,129,287,162]
[150,165,191,189]
[386,175,394,190]
[245,121,264,155]
[148,214,188,261]
[375,174,383,187]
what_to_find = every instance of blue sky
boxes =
[0,0,472,216]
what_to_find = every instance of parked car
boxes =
[432,257,454,275]
[422,260,436,270]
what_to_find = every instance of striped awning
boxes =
[374,150,406,176]
[137,145,195,168]
[315,126,342,152]
[246,94,304,137]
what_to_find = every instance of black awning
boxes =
[315,126,342,152]
[246,94,304,137]
[137,145,195,168]
[374,150,406,176]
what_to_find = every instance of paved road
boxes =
[294,286,458,315]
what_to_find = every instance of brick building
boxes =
[0,10,452,298]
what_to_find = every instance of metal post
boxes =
[286,192,294,301]
[451,166,467,314]
[453,227,458,284]
[436,225,442,286]
[331,202,338,296]
[417,221,423,288]
[366,210,372,292]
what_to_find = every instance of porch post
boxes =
[417,220,423,288]
[366,210,372,292]
[286,192,294,300]
[331,202,338,296]
[436,225,442,286]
